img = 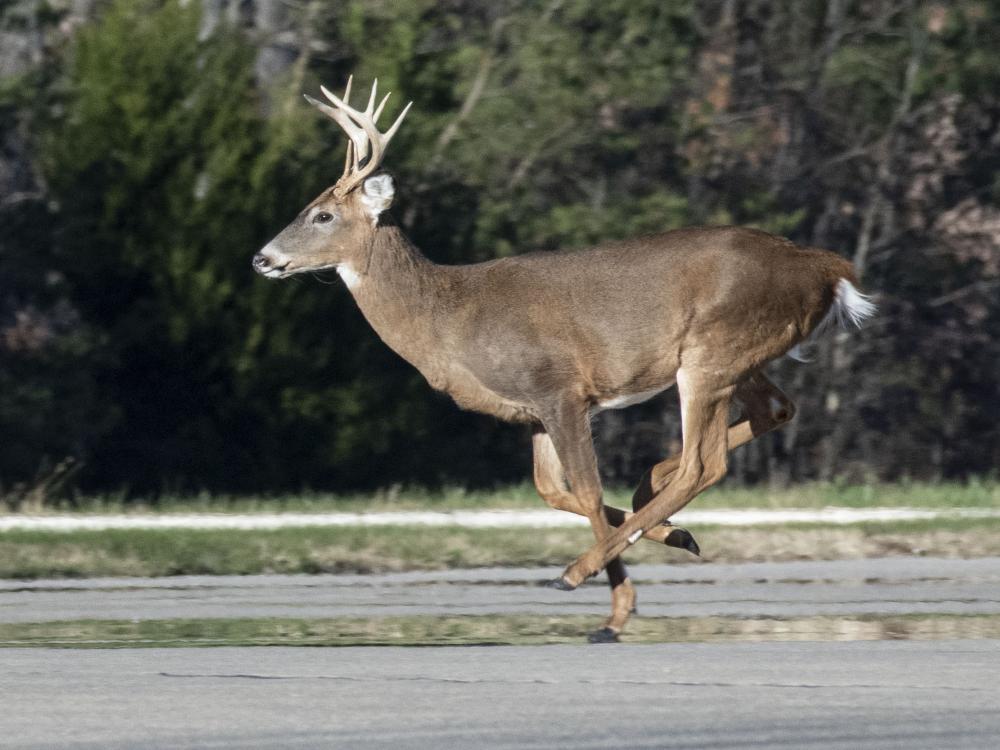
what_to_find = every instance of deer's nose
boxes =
[253,249,289,277]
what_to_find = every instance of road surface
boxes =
[2,557,998,623]
[2,642,998,748]
[3,557,998,748]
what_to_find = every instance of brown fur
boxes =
[255,170,860,642]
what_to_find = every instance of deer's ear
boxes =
[361,173,395,222]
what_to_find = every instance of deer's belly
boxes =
[592,383,673,414]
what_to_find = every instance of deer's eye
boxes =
[314,211,334,224]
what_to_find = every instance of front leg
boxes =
[534,404,634,641]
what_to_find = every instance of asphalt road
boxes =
[2,557,998,623]
[3,558,999,748]
[3,641,999,749]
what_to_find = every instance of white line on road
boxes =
[1,507,998,532]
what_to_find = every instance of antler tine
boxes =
[318,85,370,165]
[311,77,413,194]
[382,100,413,143]
[350,98,412,188]
[342,74,353,106]
[351,98,412,184]
[373,93,391,124]
[322,79,384,126]
[343,140,353,176]
[341,77,359,172]
[317,85,384,162]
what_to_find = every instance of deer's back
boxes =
[441,226,850,413]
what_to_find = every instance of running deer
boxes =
[253,78,876,642]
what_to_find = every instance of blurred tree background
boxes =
[1,0,997,499]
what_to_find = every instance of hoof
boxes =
[587,627,620,644]
[665,528,701,557]
[542,577,577,591]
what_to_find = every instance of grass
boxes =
[0,517,997,579]
[2,613,1000,648]
[4,480,998,515]
[2,481,997,579]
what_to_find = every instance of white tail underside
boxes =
[787,278,875,362]
[832,278,877,328]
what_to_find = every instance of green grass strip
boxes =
[1,518,998,579]
[7,480,999,515]
[3,614,1000,648]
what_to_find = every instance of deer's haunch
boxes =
[254,76,876,642]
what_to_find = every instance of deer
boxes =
[252,77,876,643]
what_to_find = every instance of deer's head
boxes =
[253,77,411,281]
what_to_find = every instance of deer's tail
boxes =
[830,278,877,329]
[787,274,876,363]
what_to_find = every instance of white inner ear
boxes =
[361,174,395,224]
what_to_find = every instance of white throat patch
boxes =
[337,264,362,289]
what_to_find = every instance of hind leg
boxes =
[533,424,698,552]
[632,371,796,512]
[556,368,736,587]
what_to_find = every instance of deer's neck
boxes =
[345,225,450,376]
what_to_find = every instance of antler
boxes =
[304,76,412,197]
